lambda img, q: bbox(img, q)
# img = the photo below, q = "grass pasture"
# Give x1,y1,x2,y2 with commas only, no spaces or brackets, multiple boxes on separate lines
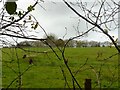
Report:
2,47,119,88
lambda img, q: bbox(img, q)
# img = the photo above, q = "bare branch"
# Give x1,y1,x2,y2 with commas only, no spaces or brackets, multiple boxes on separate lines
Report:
1,33,46,41
96,0,106,23
7,65,33,88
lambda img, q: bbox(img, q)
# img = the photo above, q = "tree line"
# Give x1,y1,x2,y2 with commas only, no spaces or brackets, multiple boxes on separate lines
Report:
3,33,113,48
14,34,112,48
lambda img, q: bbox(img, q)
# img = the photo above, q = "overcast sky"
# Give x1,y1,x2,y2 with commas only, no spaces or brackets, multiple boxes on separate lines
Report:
27,0,118,42
1,0,119,43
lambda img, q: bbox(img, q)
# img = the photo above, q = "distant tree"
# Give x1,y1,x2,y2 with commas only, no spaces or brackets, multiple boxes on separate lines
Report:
44,33,58,47
76,40,82,47
32,41,45,47
103,41,111,47
55,39,65,47
97,42,101,47
102,45,105,47
81,40,88,47
88,41,100,47
64,39,75,47
17,41,31,47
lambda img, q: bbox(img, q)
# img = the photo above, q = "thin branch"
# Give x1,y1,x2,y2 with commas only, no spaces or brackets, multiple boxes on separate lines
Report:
90,65,101,88
101,53,118,61
96,0,105,23
6,65,33,89
1,33,46,41
15,47,21,88
74,58,88,76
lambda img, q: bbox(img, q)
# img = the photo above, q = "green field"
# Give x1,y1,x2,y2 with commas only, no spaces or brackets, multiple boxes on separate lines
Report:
2,47,119,88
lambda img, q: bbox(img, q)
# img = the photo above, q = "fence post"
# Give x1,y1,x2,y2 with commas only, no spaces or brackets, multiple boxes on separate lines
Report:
84,79,91,90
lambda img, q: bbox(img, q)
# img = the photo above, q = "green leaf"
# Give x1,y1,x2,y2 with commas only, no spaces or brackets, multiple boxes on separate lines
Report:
11,17,14,21
5,2,17,15
27,5,34,12
9,16,14,21
28,16,31,20
18,11,23,17
23,20,26,23
31,26,34,29
34,22,38,30
104,29,108,34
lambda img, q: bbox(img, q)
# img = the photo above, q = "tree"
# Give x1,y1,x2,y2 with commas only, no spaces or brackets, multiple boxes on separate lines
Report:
33,41,45,47
17,41,31,47
55,39,65,47
44,33,58,47
88,41,100,47
64,39,75,47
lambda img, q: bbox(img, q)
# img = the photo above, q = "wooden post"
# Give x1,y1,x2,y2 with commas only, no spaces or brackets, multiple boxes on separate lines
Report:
84,79,91,90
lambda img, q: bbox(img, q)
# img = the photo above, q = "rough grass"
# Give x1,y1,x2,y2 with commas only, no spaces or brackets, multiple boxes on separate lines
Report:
2,47,118,88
